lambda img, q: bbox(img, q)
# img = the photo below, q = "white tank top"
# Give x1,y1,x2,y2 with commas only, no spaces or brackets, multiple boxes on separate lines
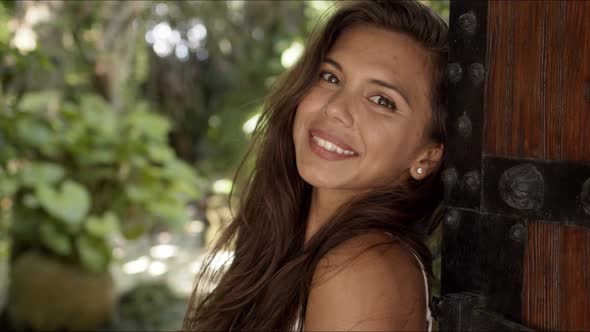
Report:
290,248,433,331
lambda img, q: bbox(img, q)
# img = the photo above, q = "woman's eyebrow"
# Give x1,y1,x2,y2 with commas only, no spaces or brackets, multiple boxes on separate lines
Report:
323,56,412,109
368,78,411,109
324,57,344,71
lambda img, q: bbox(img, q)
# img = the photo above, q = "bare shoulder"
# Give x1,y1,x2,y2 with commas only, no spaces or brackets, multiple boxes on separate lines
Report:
305,233,427,331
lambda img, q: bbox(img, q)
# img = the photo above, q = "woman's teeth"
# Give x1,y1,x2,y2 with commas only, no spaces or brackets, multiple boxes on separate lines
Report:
312,135,356,155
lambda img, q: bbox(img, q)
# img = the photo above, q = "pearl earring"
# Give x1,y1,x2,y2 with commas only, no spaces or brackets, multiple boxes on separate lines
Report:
417,167,423,174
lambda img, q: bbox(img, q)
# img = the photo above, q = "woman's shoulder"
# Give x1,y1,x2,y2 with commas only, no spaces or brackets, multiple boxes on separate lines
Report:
313,232,425,282
305,233,427,331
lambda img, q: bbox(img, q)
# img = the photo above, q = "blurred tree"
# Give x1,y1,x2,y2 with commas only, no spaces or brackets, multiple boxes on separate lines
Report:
144,1,309,174
4,1,146,107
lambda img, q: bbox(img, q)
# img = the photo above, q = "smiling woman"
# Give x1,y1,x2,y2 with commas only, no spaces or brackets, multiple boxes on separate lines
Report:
294,25,441,218
182,1,448,331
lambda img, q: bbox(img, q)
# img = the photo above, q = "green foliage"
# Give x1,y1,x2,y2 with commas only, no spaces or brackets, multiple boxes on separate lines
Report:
0,91,204,273
37,180,90,225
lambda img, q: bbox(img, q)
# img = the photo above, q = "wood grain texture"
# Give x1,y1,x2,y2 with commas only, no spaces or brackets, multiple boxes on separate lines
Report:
485,1,590,161
523,221,590,331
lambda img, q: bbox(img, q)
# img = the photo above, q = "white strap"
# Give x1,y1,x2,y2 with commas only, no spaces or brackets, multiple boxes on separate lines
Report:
407,249,433,332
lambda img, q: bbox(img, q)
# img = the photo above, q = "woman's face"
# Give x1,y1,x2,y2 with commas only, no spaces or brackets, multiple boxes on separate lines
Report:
293,24,441,192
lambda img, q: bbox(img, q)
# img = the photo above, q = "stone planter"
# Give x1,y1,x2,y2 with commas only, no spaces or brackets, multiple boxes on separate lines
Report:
6,251,116,331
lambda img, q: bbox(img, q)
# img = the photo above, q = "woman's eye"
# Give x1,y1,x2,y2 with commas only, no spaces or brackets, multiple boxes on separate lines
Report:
369,95,397,111
319,71,340,85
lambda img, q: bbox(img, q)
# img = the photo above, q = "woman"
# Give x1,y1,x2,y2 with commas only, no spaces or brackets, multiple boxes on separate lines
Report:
182,0,448,330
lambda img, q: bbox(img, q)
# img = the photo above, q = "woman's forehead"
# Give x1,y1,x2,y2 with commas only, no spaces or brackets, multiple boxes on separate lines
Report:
328,25,430,73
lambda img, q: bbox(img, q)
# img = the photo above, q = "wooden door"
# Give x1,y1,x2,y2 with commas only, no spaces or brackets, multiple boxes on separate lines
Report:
439,1,590,330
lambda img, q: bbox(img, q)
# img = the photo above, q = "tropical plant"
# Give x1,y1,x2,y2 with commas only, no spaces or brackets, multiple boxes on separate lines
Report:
0,91,203,273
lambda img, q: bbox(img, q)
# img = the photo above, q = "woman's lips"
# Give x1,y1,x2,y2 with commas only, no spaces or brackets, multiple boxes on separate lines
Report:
308,128,358,153
308,130,359,161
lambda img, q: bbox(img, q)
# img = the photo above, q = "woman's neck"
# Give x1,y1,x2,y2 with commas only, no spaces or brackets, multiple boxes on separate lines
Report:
304,187,358,244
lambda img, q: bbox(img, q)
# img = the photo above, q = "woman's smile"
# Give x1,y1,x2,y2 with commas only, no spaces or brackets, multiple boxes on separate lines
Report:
308,128,359,161
309,134,359,161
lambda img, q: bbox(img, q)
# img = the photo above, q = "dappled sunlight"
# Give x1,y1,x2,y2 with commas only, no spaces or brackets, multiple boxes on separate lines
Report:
242,112,261,134
145,20,203,60
281,41,304,68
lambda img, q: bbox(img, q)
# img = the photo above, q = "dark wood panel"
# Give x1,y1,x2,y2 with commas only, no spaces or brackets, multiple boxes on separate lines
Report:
523,221,561,330
485,0,514,158
561,225,590,331
512,1,544,158
561,1,590,161
485,1,590,161
523,221,590,331
543,1,564,161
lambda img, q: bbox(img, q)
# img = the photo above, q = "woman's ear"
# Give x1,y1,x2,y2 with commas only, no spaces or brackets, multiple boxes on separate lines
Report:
410,143,444,180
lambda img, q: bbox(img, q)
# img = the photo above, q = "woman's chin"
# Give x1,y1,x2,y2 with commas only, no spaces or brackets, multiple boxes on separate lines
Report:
299,171,353,190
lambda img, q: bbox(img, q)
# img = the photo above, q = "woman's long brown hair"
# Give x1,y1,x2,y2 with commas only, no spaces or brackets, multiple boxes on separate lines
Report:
182,1,448,330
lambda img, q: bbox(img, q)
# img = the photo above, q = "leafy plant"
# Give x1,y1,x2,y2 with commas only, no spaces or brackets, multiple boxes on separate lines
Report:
0,91,203,273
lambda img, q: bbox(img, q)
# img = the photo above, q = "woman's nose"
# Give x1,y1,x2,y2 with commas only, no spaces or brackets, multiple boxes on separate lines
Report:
323,90,354,127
